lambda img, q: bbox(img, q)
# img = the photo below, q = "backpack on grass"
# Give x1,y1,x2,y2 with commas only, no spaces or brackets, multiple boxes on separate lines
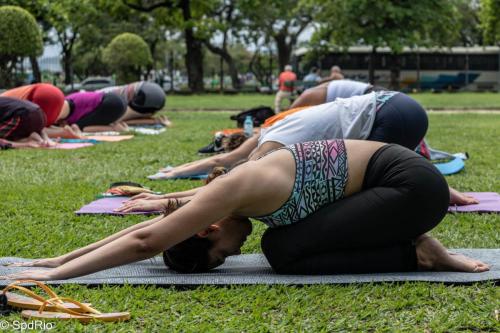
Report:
230,106,275,127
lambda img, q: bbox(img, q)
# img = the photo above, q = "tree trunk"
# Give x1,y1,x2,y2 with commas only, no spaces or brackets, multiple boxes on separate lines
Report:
389,52,400,90
224,56,241,90
274,33,291,72
204,41,241,90
63,52,73,85
0,56,17,88
184,32,204,92
29,56,41,83
369,47,376,85
181,0,204,93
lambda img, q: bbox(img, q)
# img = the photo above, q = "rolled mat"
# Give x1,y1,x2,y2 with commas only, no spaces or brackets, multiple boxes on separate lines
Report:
147,172,208,180
448,192,500,213
0,250,497,286
75,197,161,215
433,157,465,175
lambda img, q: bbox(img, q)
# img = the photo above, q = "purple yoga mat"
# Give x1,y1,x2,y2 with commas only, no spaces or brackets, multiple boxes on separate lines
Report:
448,192,500,213
75,197,162,215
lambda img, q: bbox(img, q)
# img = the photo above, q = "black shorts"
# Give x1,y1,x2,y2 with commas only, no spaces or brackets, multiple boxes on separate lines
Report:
369,93,428,150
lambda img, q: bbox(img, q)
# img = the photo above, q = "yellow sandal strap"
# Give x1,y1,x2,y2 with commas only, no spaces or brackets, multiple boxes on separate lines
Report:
3,285,46,303
2,280,61,304
40,297,101,316
19,280,59,299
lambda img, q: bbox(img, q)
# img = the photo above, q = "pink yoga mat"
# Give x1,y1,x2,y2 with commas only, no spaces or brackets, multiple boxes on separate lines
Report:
48,143,94,150
448,192,500,213
86,135,134,142
76,197,162,215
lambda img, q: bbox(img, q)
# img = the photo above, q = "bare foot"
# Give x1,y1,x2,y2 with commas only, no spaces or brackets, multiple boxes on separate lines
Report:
415,234,490,273
449,186,479,206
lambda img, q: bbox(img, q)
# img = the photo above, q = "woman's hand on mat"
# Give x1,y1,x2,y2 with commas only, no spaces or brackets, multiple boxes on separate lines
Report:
129,193,164,201
449,187,479,206
4,257,63,268
0,269,54,281
115,199,165,213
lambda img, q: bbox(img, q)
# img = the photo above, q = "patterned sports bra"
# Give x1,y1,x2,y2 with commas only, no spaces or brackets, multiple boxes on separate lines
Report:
254,139,348,228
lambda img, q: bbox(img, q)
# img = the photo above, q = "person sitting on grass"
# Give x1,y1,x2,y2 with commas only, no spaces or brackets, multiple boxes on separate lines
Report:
149,91,477,206
98,81,170,127
0,96,53,148
2,140,489,280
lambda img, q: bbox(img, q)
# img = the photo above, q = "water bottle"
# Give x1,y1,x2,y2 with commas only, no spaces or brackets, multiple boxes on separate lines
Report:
244,115,254,137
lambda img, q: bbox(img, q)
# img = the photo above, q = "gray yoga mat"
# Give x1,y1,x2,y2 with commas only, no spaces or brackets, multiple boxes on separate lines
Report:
0,249,498,286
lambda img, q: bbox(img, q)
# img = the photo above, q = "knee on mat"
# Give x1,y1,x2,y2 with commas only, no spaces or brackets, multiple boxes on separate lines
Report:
261,229,293,274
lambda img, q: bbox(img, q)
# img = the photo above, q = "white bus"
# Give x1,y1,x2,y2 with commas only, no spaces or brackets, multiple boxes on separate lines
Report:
295,46,500,92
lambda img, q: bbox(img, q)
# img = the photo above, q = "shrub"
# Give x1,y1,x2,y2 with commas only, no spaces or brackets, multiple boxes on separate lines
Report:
0,6,43,87
102,33,152,84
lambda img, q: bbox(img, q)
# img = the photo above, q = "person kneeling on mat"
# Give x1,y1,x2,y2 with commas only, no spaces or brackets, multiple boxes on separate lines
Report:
56,91,128,132
0,96,53,148
3,140,489,280
142,91,476,206
291,79,386,108
1,83,81,139
98,81,169,126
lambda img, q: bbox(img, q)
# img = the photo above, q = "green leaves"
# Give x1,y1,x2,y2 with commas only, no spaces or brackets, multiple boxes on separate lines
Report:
103,32,153,83
480,0,500,44
0,5,43,57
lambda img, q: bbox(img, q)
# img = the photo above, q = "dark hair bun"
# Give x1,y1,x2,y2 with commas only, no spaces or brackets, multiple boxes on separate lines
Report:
163,236,212,273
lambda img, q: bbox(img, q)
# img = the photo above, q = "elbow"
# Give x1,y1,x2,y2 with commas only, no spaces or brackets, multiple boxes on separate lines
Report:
132,229,163,255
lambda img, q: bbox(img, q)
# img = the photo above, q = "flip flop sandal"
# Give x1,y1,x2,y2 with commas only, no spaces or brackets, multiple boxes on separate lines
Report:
21,297,130,323
2,280,91,313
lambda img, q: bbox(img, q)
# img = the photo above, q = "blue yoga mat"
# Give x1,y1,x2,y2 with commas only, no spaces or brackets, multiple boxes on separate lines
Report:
59,138,100,144
433,157,465,176
148,172,208,180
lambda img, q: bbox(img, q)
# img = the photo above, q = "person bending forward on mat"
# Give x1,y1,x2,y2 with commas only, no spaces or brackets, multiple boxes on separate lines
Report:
1,83,82,139
56,91,128,132
2,140,489,280
0,97,53,148
98,81,169,126
145,91,476,206
290,79,384,108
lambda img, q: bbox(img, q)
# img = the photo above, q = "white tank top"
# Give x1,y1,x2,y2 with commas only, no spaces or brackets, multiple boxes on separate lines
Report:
326,80,370,102
259,92,377,147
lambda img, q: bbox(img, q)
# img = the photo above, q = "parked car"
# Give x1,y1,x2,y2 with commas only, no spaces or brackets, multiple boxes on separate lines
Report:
65,77,115,93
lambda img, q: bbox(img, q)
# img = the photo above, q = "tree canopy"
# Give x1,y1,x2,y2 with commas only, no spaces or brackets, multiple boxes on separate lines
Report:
309,0,463,87
103,32,153,83
0,5,43,87
480,0,500,44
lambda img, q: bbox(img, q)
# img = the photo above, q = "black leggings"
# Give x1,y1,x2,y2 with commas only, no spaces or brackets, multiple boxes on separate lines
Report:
261,144,449,274
75,93,127,128
0,97,46,140
368,93,428,150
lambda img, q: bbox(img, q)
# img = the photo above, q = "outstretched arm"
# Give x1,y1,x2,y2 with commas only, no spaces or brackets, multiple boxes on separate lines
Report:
129,187,202,201
6,215,165,268
161,136,258,178
2,175,243,280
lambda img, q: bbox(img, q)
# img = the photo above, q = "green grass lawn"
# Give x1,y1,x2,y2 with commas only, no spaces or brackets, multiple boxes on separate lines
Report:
168,92,500,110
0,111,498,331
